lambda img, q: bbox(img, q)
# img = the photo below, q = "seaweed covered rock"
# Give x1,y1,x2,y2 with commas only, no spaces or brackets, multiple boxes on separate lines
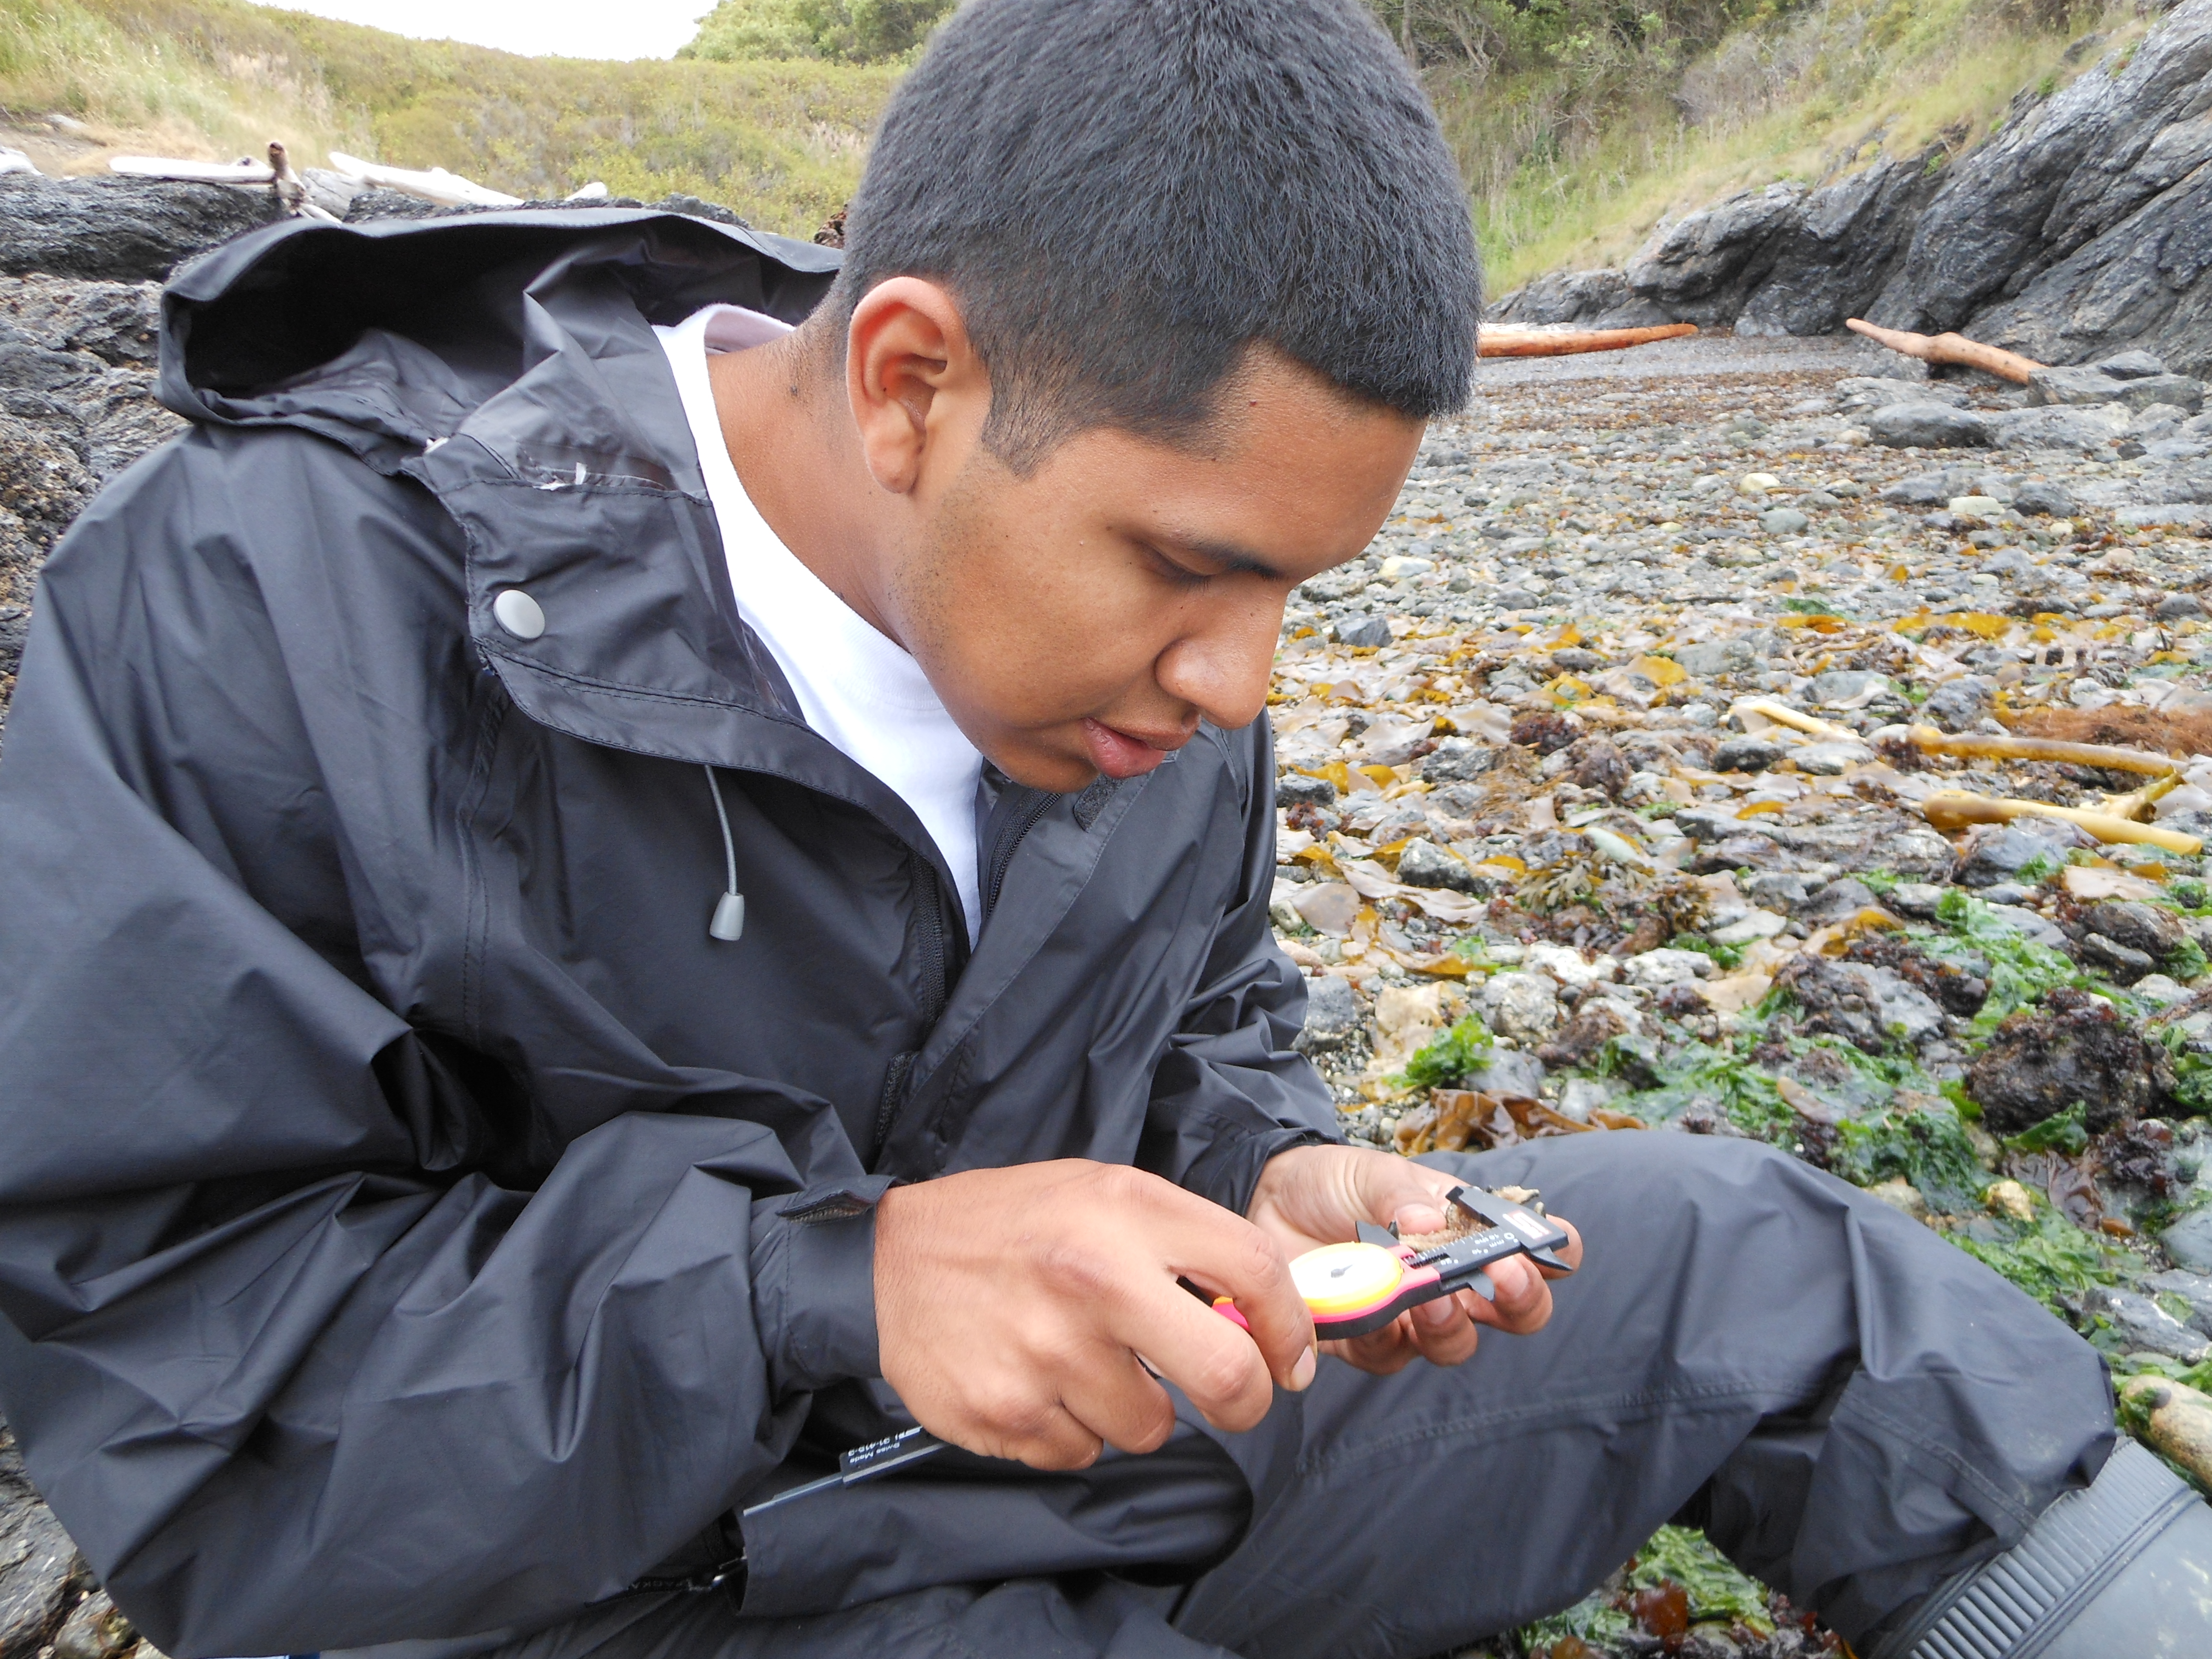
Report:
1964,986,2175,1136
1841,932,1990,1018
1950,818,2094,888
1770,954,1946,1052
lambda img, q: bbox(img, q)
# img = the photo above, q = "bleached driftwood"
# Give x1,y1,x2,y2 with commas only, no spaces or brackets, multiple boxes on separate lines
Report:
109,146,342,223
1844,318,2043,385
1731,697,1858,744
111,156,273,184
1479,323,1698,359
265,141,341,224
326,151,521,209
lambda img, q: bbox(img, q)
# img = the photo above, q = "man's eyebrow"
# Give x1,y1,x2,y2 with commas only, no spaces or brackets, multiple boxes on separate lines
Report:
1164,534,1287,582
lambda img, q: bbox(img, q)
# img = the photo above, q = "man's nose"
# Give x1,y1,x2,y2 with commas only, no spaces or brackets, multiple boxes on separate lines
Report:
1154,594,1285,732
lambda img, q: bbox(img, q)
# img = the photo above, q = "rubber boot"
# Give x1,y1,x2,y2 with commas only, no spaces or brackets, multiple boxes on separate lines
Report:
1872,1440,2212,1658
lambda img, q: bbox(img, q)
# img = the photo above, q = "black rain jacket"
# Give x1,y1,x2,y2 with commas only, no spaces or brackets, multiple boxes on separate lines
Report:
0,210,1334,1655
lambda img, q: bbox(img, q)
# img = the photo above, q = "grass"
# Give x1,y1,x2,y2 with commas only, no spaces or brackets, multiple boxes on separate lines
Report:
0,0,893,234
1439,0,2151,296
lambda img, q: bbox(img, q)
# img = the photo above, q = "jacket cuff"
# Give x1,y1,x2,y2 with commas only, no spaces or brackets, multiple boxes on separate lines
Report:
750,1177,896,1397
1180,1123,1337,1217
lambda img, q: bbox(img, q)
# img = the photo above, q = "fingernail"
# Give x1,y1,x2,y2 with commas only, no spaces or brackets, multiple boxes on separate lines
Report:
1399,1203,1445,1233
1290,1345,1316,1391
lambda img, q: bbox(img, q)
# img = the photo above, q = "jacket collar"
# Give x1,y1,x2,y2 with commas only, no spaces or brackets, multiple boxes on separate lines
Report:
164,208,972,885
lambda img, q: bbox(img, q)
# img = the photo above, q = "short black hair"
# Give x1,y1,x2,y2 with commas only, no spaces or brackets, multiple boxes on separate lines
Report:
833,0,1480,471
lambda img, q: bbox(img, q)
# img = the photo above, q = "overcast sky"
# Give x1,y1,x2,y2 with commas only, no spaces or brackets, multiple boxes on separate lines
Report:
257,0,714,60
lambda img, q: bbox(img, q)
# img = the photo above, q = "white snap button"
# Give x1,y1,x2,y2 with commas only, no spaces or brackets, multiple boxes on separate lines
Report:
492,589,545,640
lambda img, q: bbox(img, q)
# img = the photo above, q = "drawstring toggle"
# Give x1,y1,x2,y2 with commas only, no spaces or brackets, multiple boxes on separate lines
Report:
704,765,745,944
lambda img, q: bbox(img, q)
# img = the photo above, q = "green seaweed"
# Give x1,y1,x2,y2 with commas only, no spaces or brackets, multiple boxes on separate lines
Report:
1627,1526,1775,1635
1953,1205,2124,1313
1621,1040,1798,1139
2156,1026,2212,1118
1829,1100,1987,1206
2012,852,2063,887
1859,868,1902,896
1515,1594,1634,1653
1668,932,1745,971
2002,1100,2090,1157
2167,935,2209,983
1925,891,2089,1036
1939,1077,1983,1122
1392,1014,1495,1092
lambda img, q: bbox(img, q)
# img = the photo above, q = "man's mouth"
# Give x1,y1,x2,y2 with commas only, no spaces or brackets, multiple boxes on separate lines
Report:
1081,718,1187,779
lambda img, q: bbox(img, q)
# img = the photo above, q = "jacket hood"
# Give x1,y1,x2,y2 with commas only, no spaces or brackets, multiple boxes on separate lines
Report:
159,207,840,476
153,209,949,811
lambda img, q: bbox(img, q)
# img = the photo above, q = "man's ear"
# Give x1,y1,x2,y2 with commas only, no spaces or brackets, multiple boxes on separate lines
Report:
845,277,991,496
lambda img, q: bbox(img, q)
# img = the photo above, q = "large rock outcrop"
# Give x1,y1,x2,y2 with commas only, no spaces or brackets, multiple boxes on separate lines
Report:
0,276,176,698
0,174,283,282
1490,0,2212,376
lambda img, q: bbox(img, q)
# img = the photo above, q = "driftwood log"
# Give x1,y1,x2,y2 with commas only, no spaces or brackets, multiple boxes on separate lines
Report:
326,151,521,209
1478,323,1698,359
1843,318,2043,385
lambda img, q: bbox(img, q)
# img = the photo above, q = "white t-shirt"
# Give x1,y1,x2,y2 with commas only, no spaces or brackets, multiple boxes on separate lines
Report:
655,305,986,941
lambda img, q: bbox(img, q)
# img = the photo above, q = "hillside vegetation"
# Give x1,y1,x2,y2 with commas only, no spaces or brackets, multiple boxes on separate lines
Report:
0,0,2150,290
1401,0,2156,296
683,0,955,64
0,0,895,234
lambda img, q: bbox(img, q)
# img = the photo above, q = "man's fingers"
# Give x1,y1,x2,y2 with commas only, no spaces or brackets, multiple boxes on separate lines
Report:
1357,1158,1462,1236
1056,1346,1179,1456
1106,1274,1285,1433
1326,1321,1420,1375
937,1383,1105,1470
1145,1185,1314,1392
1462,1254,1555,1335
1407,1290,1483,1366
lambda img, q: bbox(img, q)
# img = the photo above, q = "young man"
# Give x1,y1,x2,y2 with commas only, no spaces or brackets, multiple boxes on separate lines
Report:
0,2,2202,1656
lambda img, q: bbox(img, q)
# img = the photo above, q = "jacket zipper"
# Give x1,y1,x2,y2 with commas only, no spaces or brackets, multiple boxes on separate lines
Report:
983,790,1054,924
875,788,1045,1160
872,856,951,1156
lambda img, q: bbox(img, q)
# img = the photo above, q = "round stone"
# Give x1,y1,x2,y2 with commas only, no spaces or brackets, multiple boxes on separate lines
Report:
492,589,545,640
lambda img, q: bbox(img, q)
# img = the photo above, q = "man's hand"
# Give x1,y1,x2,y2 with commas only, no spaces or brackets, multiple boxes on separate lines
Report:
875,1161,1317,1470
1246,1144,1583,1377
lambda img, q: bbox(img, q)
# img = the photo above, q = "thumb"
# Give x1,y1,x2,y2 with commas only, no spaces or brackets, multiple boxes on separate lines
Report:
1358,1157,1460,1237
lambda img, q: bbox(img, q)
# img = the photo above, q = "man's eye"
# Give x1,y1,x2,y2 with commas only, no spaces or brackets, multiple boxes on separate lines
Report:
1145,546,1211,588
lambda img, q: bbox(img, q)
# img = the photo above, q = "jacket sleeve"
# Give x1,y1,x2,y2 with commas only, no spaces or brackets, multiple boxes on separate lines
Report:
0,442,865,1657
1141,719,1342,1217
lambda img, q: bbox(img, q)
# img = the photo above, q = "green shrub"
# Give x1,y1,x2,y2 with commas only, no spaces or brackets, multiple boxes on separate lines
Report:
683,0,953,65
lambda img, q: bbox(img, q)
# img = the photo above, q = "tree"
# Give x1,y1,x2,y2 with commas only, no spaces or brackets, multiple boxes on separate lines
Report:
680,0,959,64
